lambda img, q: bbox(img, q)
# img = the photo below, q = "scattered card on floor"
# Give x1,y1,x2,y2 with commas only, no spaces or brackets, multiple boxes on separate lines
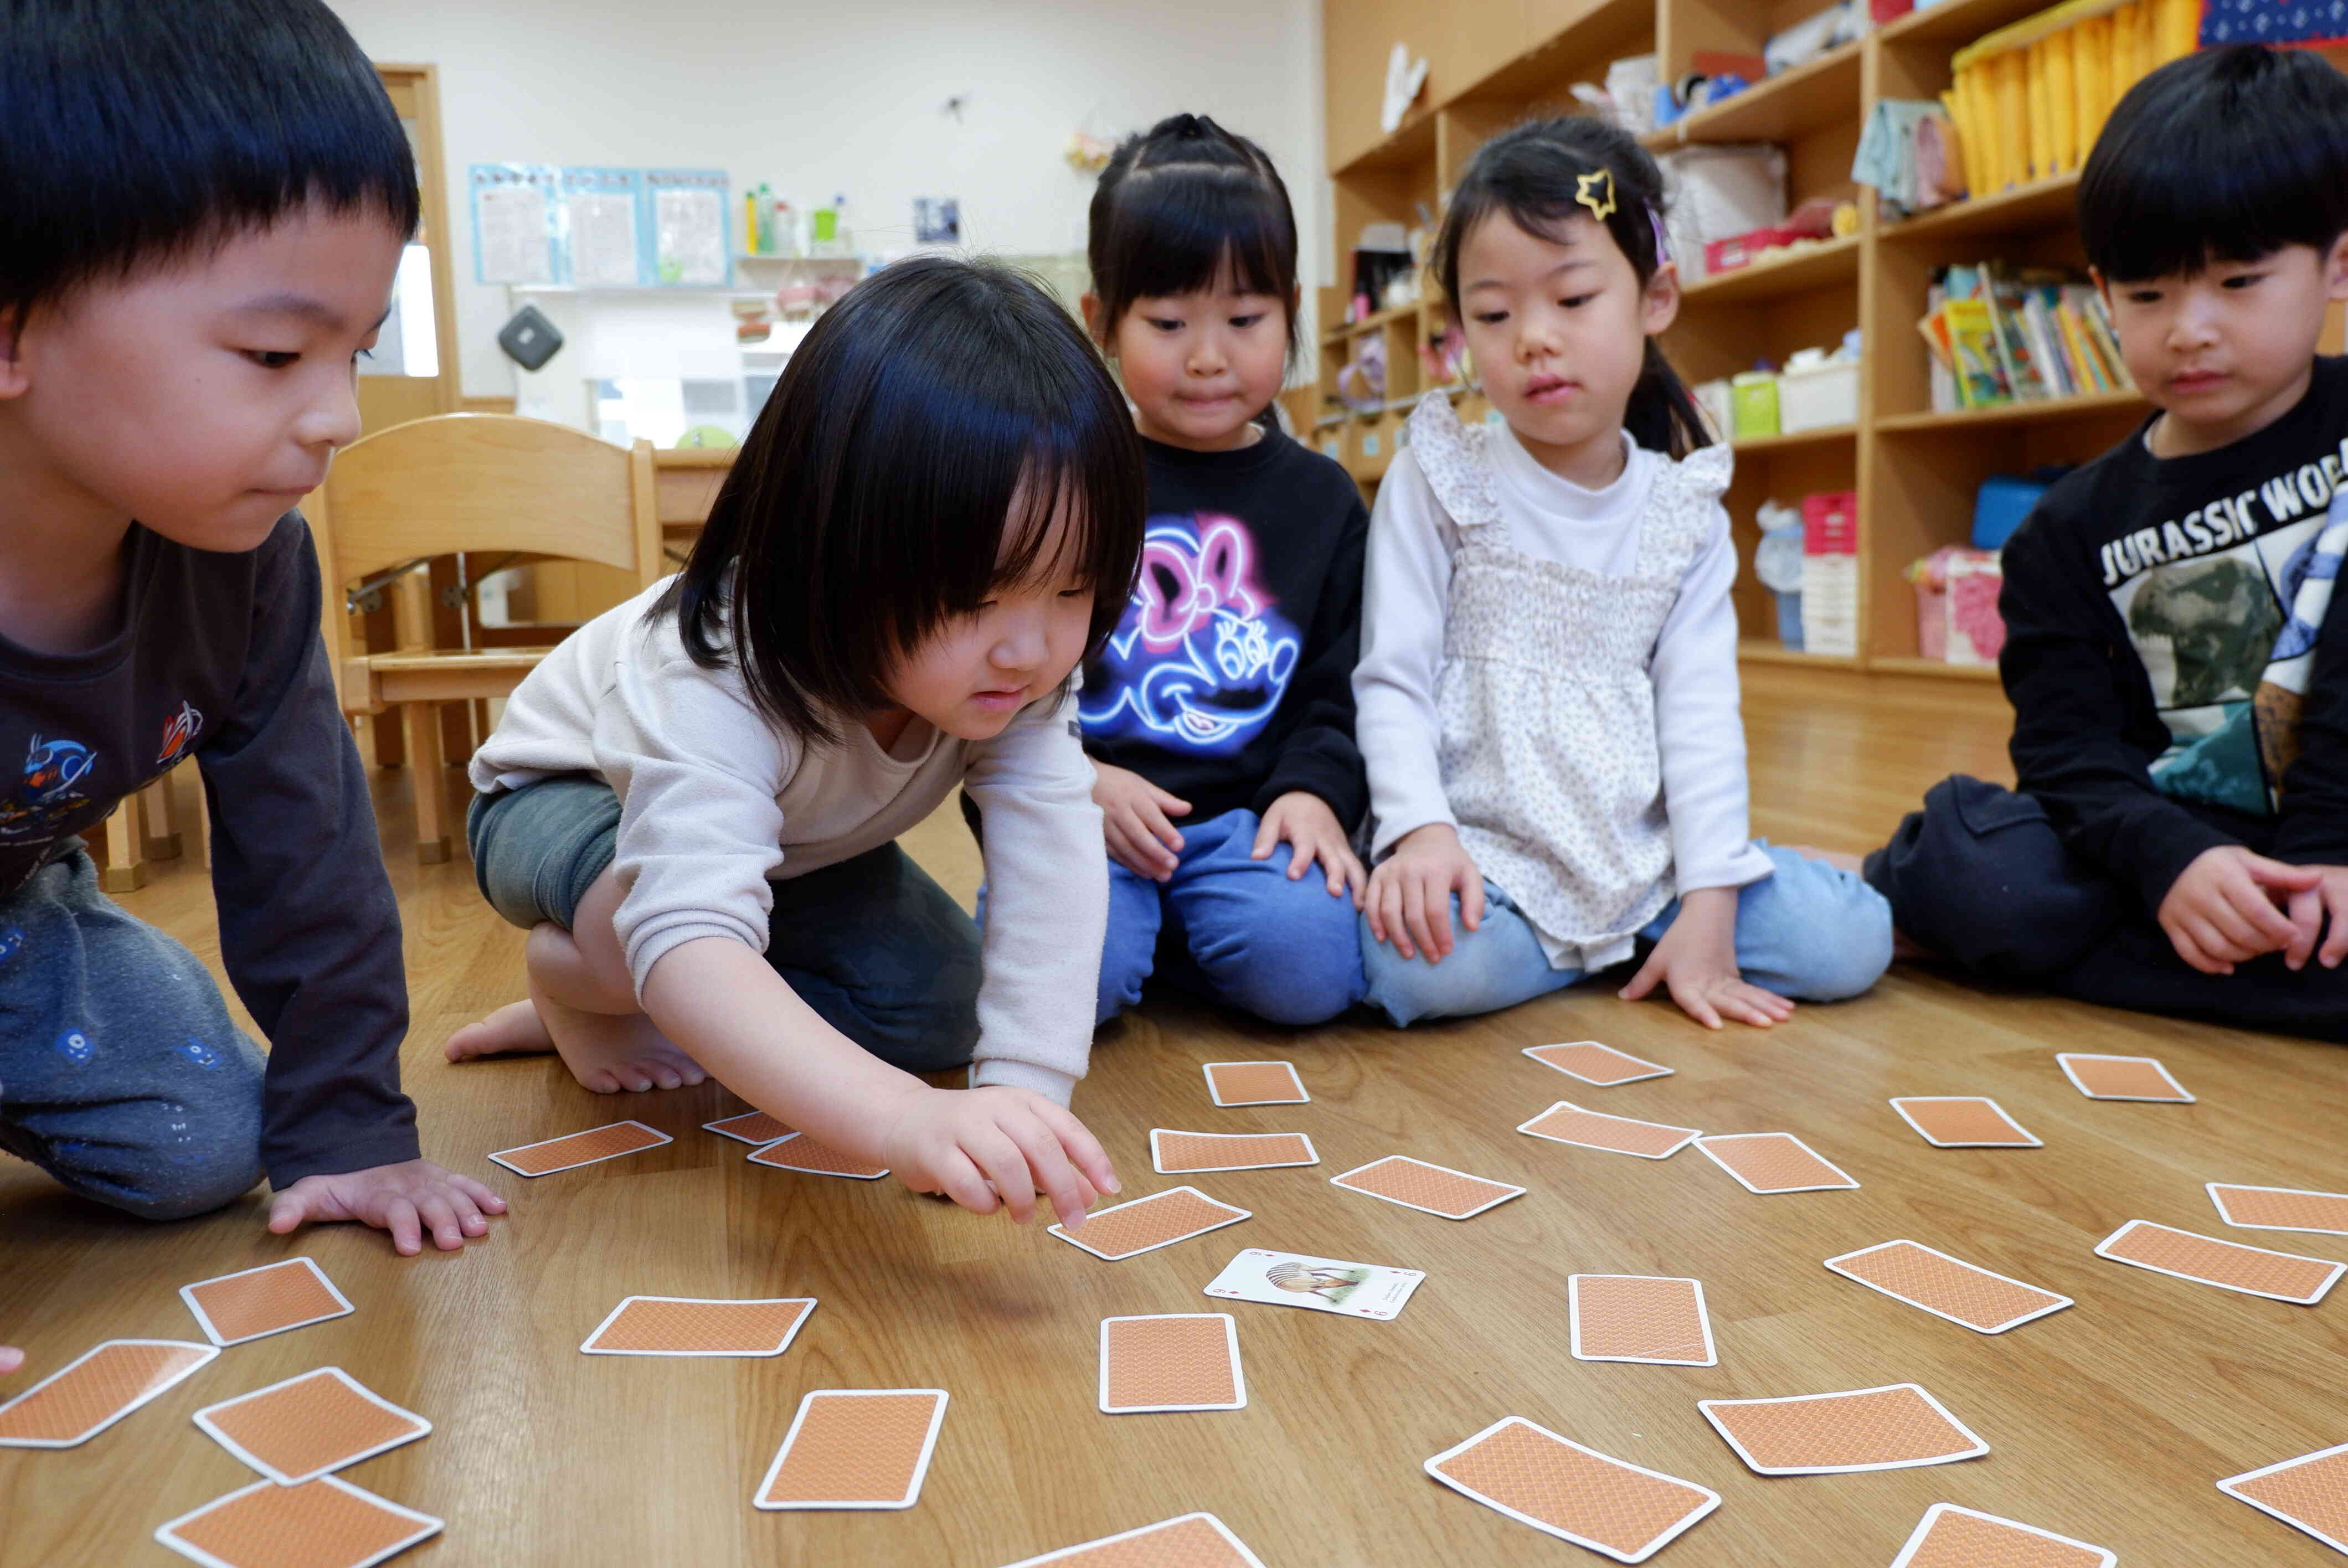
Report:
1567,1275,1715,1366
703,1110,794,1146
1203,1247,1424,1320
1698,1384,1987,1474
489,1119,672,1177
580,1296,816,1356
1517,1101,1700,1159
155,1475,443,1568
995,1513,1268,1567
2057,1052,2193,1102
1202,1061,1307,1106
1522,1041,1671,1087
1889,1096,2041,1148
2219,1440,2348,1556
1049,1187,1250,1261
748,1132,888,1179
0,1339,218,1449
2095,1219,2343,1304
1423,1416,1719,1562
181,1257,353,1348
1098,1314,1244,1413
1825,1240,2070,1334
1889,1503,2115,1568
1695,1132,1858,1194
754,1389,948,1510
1150,1129,1318,1174
2208,1182,2348,1236
193,1367,429,1486
1331,1155,1523,1220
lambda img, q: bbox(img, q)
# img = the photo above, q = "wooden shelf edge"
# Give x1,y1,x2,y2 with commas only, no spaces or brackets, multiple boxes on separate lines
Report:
1319,301,1430,347
1731,422,1857,453
1867,656,2002,681
1881,171,2081,241
1680,233,1860,305
1877,389,2146,433
1655,38,1863,148
1739,639,1861,669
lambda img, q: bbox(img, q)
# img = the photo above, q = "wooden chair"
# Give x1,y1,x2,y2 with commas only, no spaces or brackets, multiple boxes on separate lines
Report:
306,414,662,863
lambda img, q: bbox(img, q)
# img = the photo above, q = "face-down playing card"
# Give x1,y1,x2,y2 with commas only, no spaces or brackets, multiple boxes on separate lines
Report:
1889,1096,2040,1148
181,1258,353,1348
2095,1220,2342,1304
1888,1503,2116,1568
1423,1416,1720,1563
192,1368,429,1486
1331,1156,1524,1219
2220,1441,2348,1557
993,1513,1269,1567
747,1132,889,1179
1098,1314,1244,1413
1517,1102,1700,1158
1695,1132,1858,1193
1824,1241,2072,1334
1698,1384,1987,1474
754,1389,948,1510
0,1340,218,1449
2208,1183,2348,1236
2057,1053,2192,1102
1202,1061,1307,1106
1150,1130,1317,1174
154,1476,443,1568
489,1120,671,1177
1522,1041,1671,1086
580,1296,816,1356
1049,1188,1250,1261
1567,1275,1715,1365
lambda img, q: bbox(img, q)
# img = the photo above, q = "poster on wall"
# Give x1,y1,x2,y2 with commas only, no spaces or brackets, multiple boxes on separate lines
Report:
646,168,732,287
470,163,559,286
2199,1,2348,46
561,167,645,288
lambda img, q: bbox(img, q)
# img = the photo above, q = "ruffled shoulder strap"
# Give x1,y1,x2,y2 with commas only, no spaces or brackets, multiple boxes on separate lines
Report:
1404,393,1504,531
1634,440,1736,577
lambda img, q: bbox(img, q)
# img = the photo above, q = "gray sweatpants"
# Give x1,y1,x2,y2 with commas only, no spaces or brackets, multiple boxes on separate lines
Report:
0,843,265,1219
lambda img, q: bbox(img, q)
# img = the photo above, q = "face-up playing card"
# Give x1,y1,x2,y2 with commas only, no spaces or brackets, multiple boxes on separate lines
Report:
1330,1156,1525,1220
1517,1102,1700,1159
488,1119,671,1177
1567,1275,1715,1366
2057,1053,2193,1102
753,1389,948,1510
703,1110,794,1146
0,1339,217,1449
994,1513,1268,1568
2095,1219,2343,1304
1423,1416,1720,1563
1150,1130,1318,1174
1889,1096,2041,1148
1889,1504,2117,1568
1202,1061,1307,1106
1695,1132,1858,1194
2220,1441,2348,1556
1203,1247,1425,1320
154,1475,443,1568
1698,1384,1987,1474
192,1368,429,1486
747,1132,888,1179
181,1258,353,1348
1824,1240,2072,1334
580,1296,816,1356
1098,1314,1244,1413
1522,1041,1671,1086
2208,1182,2348,1236
1049,1187,1250,1261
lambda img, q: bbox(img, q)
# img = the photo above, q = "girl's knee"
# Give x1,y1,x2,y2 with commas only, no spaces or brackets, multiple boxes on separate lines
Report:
1755,869,1893,1001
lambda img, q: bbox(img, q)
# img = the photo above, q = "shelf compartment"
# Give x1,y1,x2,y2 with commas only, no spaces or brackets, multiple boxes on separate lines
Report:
1682,234,1860,307
1654,40,1863,148
1878,0,2085,49
1876,389,2146,434
1881,172,2081,243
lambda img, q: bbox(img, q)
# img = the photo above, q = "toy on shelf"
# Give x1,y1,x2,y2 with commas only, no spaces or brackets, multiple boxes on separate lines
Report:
1909,546,2007,664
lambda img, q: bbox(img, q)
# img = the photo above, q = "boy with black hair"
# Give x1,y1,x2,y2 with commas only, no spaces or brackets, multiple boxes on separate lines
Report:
1866,44,2348,1039
0,0,503,1250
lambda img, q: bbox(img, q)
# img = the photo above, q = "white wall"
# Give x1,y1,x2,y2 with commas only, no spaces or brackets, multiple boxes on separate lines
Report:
328,0,1327,404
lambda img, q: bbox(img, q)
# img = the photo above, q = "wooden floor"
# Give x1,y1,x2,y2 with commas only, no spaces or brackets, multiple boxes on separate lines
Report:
6,669,2345,1566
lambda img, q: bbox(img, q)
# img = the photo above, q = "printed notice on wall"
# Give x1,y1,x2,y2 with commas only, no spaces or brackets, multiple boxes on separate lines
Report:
471,163,558,285
561,167,643,287
647,168,731,287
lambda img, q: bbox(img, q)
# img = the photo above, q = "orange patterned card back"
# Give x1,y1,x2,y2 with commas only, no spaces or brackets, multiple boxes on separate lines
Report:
1568,1276,1713,1365
194,1368,428,1486
1700,1384,1986,1474
581,1296,816,1356
0,1339,217,1448
1696,1132,1858,1193
1523,1041,1671,1086
2096,1220,2342,1303
181,1258,353,1347
704,1110,794,1146
1151,1131,1317,1173
1425,1416,1719,1560
754,1389,947,1510
2210,1183,2348,1236
1825,1241,2071,1334
748,1133,888,1179
1331,1156,1523,1219
1517,1102,1700,1158
2221,1442,2348,1556
1049,1187,1250,1261
155,1475,442,1568
995,1513,1268,1567
2058,1053,2192,1101
1890,1097,2039,1147
1203,1061,1306,1105
488,1120,671,1177
1099,1315,1243,1412
1891,1504,2116,1568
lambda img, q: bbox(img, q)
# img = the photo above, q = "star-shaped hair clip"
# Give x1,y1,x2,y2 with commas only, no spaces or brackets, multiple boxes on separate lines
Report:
1575,168,1618,223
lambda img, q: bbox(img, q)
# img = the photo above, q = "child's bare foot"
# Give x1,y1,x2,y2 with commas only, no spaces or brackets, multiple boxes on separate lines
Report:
538,991,708,1094
446,1000,554,1062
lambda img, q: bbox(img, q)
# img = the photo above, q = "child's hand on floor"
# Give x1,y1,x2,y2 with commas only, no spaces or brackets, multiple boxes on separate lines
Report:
2159,845,2321,975
1253,791,1366,907
882,1086,1118,1230
266,1159,509,1257
1366,823,1484,962
2279,864,2348,972
1094,762,1190,882
1618,887,1794,1029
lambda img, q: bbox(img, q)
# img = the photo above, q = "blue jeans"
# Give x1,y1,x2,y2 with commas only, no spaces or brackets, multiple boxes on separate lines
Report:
1361,843,1892,1026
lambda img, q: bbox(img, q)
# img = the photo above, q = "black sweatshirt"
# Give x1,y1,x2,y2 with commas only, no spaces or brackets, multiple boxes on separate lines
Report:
1077,430,1370,828
0,515,418,1185
1999,355,2348,913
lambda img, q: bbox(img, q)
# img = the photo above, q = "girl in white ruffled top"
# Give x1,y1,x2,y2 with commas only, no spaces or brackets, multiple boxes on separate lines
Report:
1352,117,1892,1030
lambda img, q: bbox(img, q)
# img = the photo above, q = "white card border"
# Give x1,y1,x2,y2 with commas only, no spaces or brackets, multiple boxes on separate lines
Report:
1149,1128,1320,1174
192,1366,429,1485
746,1130,889,1179
1521,1041,1672,1086
1202,1060,1308,1106
579,1294,817,1357
1423,1415,1721,1564
753,1388,948,1511
1566,1274,1717,1366
155,1474,444,1568
1698,1383,1988,1475
2094,1219,2343,1304
1888,1096,2042,1148
2219,1441,2348,1555
1889,1503,2116,1568
1822,1240,2072,1334
702,1111,793,1147
0,1338,218,1449
179,1257,354,1348
1694,1132,1859,1193
2207,1181,2348,1237
488,1118,673,1177
1048,1186,1252,1261
1201,1247,1426,1320
1331,1155,1526,1220
2057,1051,2195,1102
1096,1313,1246,1414
995,1513,1268,1568
1516,1100,1701,1159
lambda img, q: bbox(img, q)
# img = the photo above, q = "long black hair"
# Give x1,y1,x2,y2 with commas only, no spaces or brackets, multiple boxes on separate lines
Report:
1433,117,1710,458
658,256,1146,744
1087,112,1300,369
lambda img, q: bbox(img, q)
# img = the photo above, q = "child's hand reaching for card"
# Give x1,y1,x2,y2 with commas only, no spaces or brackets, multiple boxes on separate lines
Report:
266,1158,508,1256
881,1085,1118,1229
1618,887,1794,1029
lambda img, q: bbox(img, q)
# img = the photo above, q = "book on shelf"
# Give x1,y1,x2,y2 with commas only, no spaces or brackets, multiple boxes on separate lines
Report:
1919,261,2134,413
1947,0,2197,192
